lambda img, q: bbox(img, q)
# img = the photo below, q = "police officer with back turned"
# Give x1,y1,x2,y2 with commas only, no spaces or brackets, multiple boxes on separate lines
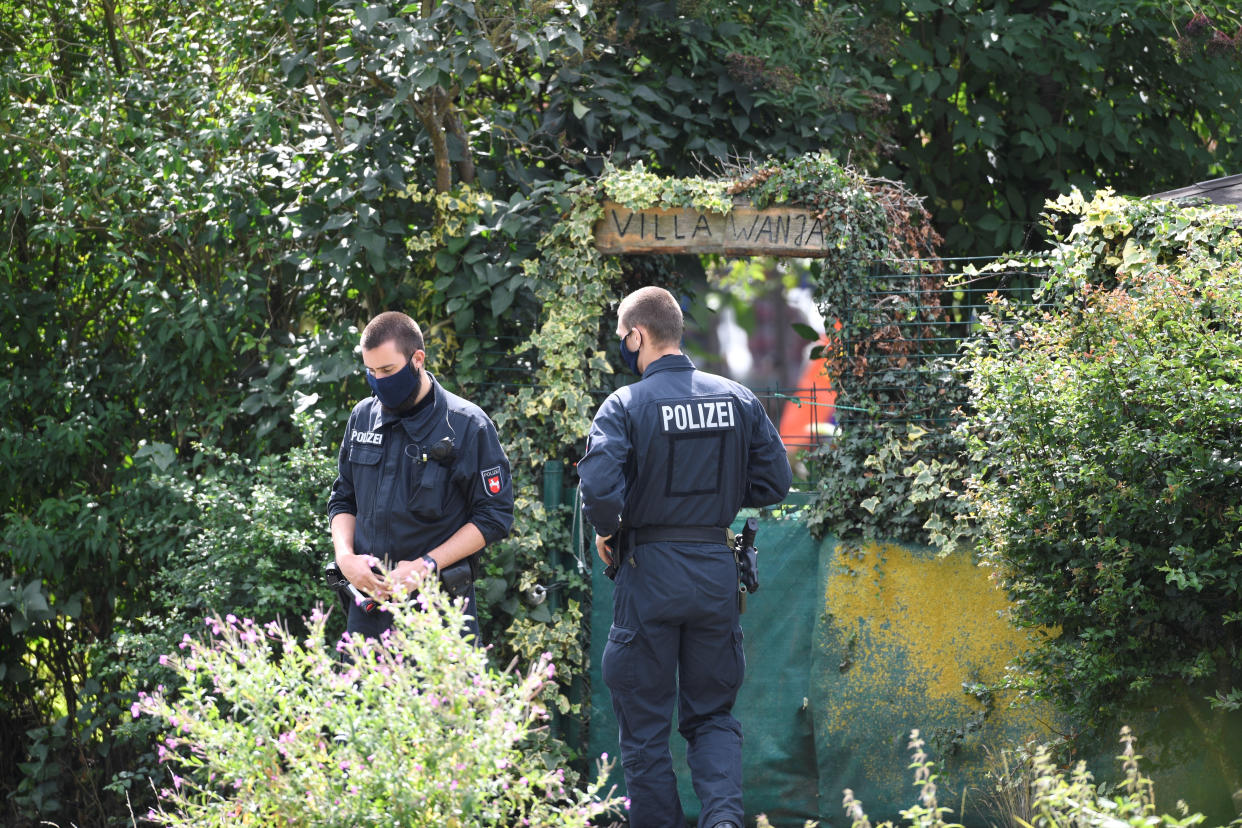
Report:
577,286,793,828
327,311,513,641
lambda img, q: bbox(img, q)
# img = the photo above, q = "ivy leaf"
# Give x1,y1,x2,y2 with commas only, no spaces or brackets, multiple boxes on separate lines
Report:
490,285,514,317
435,251,457,273
791,322,820,341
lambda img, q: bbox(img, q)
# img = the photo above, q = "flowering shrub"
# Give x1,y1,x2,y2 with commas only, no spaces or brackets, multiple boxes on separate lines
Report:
833,727,1214,828
134,582,623,827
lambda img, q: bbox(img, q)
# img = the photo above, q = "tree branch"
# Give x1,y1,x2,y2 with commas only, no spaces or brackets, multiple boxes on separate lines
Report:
443,103,476,185
100,0,126,75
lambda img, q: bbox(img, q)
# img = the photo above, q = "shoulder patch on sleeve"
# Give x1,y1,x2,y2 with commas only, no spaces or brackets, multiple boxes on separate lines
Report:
481,466,504,496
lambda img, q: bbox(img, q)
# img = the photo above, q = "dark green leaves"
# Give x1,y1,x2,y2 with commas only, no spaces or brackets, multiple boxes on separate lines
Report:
853,0,1242,256
962,192,1242,737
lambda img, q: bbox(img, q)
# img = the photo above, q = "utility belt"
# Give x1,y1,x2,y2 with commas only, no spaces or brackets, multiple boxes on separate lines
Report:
609,522,760,614
607,525,728,578
625,525,729,548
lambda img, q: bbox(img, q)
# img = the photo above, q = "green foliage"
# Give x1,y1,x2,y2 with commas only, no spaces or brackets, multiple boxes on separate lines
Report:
806,422,976,552
960,190,1242,790
20,0,1239,822
121,413,342,665
2,0,595,819
847,1,1242,255
134,590,623,826
838,730,963,828
724,154,958,548
838,727,1219,828
599,161,733,212
546,1,890,176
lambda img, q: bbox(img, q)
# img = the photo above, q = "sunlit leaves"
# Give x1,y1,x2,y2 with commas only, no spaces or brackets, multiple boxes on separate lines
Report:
962,192,1242,735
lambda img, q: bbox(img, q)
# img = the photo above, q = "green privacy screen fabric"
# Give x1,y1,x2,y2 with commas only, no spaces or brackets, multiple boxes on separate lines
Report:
586,510,1061,827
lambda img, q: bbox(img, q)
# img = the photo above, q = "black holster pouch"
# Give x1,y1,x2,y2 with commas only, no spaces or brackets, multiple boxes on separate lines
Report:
438,556,476,598
604,531,630,581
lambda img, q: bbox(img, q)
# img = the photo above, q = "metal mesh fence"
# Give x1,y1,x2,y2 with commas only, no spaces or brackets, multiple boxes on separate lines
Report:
460,258,1045,454
757,257,1046,450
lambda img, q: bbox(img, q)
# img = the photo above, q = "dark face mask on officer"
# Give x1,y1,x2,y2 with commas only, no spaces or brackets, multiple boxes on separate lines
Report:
618,326,642,376
364,344,425,409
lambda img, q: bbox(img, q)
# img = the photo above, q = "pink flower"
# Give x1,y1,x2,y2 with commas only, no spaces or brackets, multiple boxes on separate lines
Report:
158,654,169,666
130,702,141,718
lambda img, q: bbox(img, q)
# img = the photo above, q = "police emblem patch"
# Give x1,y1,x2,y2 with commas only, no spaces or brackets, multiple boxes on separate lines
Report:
481,466,503,495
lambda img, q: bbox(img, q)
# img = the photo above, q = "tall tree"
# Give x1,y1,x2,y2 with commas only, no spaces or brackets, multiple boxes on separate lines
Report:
847,0,1242,254
0,1,892,823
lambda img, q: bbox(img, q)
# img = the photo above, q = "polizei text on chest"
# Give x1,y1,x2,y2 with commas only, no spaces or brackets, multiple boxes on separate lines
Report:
660,399,736,433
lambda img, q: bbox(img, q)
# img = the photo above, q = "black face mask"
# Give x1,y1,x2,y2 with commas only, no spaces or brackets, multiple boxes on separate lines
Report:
619,328,641,375
367,360,421,409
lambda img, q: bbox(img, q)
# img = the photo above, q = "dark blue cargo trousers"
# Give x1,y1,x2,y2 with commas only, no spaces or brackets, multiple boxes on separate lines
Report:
602,540,746,828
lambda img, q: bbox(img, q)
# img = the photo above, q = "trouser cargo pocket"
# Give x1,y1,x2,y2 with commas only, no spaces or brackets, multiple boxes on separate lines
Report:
601,624,637,693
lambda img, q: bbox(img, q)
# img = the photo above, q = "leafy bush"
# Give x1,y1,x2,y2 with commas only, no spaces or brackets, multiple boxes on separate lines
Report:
850,1,1242,255
124,413,342,657
832,727,1219,828
960,191,1242,798
134,583,623,827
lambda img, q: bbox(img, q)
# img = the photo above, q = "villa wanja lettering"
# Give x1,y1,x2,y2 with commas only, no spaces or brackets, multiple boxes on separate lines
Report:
594,201,832,256
728,213,826,248
609,210,712,241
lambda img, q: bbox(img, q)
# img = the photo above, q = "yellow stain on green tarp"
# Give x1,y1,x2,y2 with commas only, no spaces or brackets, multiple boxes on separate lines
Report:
821,540,1056,786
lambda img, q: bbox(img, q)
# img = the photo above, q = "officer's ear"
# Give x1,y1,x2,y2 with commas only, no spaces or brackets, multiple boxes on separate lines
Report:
631,326,647,351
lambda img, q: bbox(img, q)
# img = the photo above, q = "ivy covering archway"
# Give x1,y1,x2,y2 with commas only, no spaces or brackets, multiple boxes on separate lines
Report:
512,151,942,459
497,151,949,741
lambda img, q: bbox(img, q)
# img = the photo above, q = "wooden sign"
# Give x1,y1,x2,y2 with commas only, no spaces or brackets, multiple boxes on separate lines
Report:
594,201,835,257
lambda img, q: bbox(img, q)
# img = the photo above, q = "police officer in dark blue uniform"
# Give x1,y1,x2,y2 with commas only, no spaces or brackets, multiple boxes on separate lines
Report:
328,311,514,640
578,287,792,828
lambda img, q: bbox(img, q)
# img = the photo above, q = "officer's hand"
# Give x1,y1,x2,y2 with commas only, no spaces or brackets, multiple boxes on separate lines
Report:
595,534,614,567
390,558,432,593
340,553,386,599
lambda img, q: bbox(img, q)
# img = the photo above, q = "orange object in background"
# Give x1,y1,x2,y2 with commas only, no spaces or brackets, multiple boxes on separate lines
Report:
779,334,838,451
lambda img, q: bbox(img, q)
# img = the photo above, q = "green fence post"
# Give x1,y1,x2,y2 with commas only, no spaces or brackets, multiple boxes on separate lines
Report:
543,461,564,613
542,459,564,511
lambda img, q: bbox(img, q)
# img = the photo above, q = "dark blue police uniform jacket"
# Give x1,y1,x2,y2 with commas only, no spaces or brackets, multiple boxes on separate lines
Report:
577,353,791,828
327,373,514,638
578,353,790,536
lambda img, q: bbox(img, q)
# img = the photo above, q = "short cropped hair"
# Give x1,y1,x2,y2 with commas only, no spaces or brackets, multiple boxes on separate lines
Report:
618,286,683,347
361,311,424,359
